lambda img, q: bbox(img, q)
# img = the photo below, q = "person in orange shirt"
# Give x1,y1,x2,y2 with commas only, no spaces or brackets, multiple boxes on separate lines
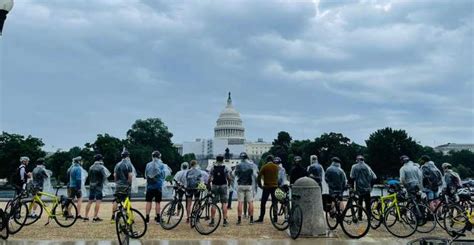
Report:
255,155,279,223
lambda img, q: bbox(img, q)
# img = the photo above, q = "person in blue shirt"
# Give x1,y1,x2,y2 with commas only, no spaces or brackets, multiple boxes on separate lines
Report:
144,150,170,224
68,156,83,219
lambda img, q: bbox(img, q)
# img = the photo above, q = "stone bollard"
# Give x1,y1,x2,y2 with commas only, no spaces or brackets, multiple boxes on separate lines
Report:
292,177,327,237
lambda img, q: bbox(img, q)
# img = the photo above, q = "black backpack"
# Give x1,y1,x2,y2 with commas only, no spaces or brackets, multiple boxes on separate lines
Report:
422,165,442,191
212,165,227,185
9,165,24,188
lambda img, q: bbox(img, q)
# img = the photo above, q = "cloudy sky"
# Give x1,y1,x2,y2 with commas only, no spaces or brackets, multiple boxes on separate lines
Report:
0,0,472,151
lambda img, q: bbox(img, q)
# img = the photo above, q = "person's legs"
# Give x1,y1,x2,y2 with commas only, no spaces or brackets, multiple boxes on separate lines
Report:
85,200,93,219
246,187,254,223
227,190,233,209
154,190,162,223
145,189,153,218
221,187,228,223
257,188,270,222
94,200,101,218
76,190,83,218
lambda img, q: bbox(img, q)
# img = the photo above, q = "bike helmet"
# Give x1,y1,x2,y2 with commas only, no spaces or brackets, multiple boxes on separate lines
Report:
152,150,161,158
94,154,103,161
239,152,248,160
216,154,224,162
197,182,207,191
275,188,286,201
294,156,302,162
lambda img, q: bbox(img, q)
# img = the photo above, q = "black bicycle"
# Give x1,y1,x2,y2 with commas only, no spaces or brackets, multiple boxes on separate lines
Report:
0,208,8,240
4,189,28,235
160,180,186,230
190,189,221,235
269,185,303,240
324,189,371,239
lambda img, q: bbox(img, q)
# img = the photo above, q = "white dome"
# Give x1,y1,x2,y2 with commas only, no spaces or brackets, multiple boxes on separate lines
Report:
214,92,245,141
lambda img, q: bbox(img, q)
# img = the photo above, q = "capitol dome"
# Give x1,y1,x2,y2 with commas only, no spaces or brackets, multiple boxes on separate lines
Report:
214,92,245,143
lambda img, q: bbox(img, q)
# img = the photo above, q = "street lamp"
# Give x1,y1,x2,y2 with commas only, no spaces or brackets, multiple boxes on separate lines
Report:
0,0,14,36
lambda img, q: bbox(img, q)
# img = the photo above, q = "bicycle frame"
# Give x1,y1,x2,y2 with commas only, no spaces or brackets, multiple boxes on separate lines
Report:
29,191,60,218
379,193,402,220
117,197,134,225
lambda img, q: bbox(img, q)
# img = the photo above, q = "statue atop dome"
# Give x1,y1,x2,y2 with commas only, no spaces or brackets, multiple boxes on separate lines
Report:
227,92,232,107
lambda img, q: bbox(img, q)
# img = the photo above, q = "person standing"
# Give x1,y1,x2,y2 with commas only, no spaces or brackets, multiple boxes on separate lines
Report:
235,152,257,225
208,155,231,227
84,154,108,222
307,155,324,188
420,155,443,210
442,162,462,196
29,158,49,218
111,150,134,222
350,155,376,219
325,157,347,195
13,156,30,195
144,151,169,224
399,155,423,194
227,166,236,210
290,156,307,184
255,155,279,223
274,157,287,186
68,157,84,219
185,160,202,223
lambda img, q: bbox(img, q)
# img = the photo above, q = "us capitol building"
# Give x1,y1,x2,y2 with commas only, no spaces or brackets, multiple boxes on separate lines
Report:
175,92,272,166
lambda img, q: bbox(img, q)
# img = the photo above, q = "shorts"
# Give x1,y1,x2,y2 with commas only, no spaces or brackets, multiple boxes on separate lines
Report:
211,185,228,204
424,190,439,200
68,188,82,199
115,186,131,202
146,189,162,202
237,185,254,202
186,189,200,200
88,187,103,201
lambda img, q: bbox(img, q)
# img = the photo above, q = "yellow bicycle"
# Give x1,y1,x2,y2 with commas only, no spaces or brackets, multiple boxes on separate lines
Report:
443,203,473,236
371,188,418,238
23,187,78,227
114,191,147,245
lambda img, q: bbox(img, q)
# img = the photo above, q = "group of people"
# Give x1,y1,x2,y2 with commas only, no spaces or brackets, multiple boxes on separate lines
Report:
13,150,463,228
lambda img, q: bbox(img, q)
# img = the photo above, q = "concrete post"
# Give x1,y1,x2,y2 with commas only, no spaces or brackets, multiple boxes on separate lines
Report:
292,177,327,237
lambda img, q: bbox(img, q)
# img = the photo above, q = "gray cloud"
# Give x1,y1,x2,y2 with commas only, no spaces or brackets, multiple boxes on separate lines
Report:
0,0,472,151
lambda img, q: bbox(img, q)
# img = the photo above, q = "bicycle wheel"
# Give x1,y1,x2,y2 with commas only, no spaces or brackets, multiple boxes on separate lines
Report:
194,203,221,235
325,204,339,230
0,209,9,240
160,201,184,230
443,204,468,235
383,204,418,238
270,203,288,231
128,208,147,239
289,205,303,240
409,203,436,233
6,201,28,234
190,200,201,228
340,204,370,239
370,197,382,229
23,200,43,226
434,201,449,231
115,211,130,245
53,199,78,228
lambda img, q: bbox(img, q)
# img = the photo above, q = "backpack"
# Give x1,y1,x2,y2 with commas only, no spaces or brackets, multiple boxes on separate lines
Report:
9,165,25,188
422,165,442,191
186,169,201,189
212,165,227,185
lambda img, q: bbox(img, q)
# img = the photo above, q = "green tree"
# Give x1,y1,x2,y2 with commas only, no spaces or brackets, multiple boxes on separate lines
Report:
366,127,422,179
269,131,293,171
90,134,124,174
182,153,196,163
46,151,73,184
126,118,181,174
448,150,474,179
0,132,45,179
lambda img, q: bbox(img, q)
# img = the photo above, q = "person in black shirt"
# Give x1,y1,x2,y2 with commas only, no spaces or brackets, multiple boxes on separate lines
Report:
290,156,307,184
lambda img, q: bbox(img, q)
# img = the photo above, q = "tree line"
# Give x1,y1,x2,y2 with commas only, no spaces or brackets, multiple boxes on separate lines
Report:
1,118,473,185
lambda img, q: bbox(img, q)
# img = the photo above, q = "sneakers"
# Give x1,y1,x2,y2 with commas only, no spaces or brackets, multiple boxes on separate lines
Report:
209,219,215,227
236,220,241,225
93,217,103,222
83,217,89,222
110,215,115,224
186,217,190,223
28,214,38,219
145,215,150,224
223,219,228,227
154,216,160,224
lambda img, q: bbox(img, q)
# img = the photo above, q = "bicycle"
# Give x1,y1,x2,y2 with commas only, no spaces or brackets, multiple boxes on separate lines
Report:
405,190,437,233
269,185,303,240
160,180,186,230
324,189,370,239
23,186,78,227
371,186,418,238
190,188,222,235
442,202,473,236
114,189,147,245
4,189,28,235
0,208,8,240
